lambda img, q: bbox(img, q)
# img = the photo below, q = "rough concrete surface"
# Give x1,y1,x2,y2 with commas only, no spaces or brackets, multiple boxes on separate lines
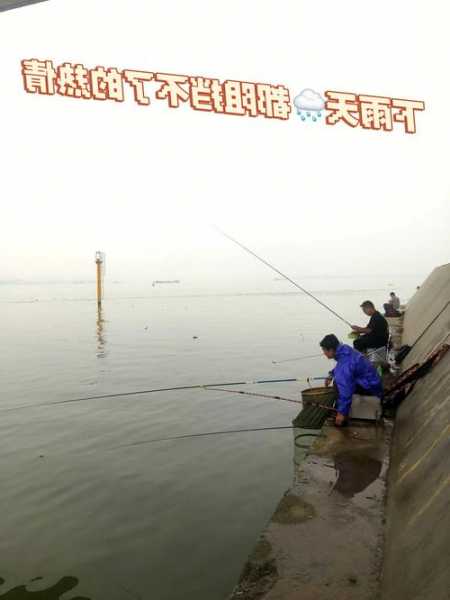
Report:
381,263,450,600
401,263,450,368
229,422,390,600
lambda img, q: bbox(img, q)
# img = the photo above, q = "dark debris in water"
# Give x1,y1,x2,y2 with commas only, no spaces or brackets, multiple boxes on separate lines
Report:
0,576,91,600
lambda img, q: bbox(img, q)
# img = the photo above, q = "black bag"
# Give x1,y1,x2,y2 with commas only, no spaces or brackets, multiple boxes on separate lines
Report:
395,345,411,364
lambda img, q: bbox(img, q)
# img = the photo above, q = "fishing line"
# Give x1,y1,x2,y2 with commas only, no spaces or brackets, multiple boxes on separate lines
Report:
272,353,324,364
214,226,352,327
3,376,326,412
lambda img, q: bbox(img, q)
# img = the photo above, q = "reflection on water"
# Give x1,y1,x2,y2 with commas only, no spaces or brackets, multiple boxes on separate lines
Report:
96,306,107,359
0,576,90,600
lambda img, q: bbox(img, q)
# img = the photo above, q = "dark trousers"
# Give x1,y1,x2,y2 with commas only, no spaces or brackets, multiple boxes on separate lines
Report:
354,384,375,396
353,334,382,352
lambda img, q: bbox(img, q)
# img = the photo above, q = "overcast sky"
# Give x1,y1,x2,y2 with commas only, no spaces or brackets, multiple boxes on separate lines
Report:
1,0,449,284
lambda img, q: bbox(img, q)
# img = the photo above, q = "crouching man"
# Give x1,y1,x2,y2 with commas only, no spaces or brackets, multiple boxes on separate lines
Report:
320,334,383,427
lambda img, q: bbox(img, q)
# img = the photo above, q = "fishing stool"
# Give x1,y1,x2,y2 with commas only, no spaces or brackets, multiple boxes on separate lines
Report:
367,345,388,366
349,394,382,422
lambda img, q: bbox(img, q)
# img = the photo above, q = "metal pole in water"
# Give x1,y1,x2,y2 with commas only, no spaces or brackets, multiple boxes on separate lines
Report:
95,251,104,308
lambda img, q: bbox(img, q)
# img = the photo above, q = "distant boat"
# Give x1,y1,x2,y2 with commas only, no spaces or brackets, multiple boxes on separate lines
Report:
152,280,181,287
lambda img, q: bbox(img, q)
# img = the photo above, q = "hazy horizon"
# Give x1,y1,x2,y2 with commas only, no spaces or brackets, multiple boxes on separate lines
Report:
1,0,449,285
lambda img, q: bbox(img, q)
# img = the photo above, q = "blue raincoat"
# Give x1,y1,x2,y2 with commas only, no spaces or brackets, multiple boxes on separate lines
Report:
330,344,383,416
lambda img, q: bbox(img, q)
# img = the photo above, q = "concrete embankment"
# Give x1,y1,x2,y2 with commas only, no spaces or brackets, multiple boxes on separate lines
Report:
382,264,450,600
229,263,449,600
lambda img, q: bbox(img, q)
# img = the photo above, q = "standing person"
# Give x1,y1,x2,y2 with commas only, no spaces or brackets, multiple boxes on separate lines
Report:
383,292,401,317
351,300,389,353
320,334,383,427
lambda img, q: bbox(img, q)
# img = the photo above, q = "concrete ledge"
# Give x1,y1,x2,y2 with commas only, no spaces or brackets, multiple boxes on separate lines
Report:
229,422,390,600
230,263,450,600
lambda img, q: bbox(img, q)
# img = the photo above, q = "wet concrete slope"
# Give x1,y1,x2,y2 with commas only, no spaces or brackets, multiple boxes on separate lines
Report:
0,1,48,12
382,263,450,600
229,423,391,600
228,264,449,600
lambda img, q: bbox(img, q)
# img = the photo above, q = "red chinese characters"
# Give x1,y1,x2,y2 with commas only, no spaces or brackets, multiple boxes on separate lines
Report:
325,91,425,134
21,59,291,121
21,60,425,133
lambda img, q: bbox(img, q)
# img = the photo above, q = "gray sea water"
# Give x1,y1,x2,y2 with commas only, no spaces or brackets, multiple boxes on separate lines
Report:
1,276,420,599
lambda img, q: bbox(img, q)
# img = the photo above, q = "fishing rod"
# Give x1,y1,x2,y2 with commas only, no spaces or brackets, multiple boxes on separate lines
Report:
115,401,334,449
4,375,327,412
273,345,387,365
114,425,295,449
205,387,302,405
205,387,337,412
214,226,352,327
272,353,324,364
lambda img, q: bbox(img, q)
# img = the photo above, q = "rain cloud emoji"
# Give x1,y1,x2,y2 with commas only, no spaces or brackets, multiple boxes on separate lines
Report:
293,89,325,122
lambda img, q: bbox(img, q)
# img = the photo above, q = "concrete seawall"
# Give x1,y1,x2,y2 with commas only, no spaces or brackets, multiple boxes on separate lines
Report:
382,264,450,600
229,263,449,600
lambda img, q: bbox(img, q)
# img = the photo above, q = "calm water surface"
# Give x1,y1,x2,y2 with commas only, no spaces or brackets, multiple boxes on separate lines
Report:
1,278,419,599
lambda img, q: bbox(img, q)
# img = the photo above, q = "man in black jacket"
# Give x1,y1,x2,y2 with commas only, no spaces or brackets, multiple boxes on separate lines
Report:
351,300,389,353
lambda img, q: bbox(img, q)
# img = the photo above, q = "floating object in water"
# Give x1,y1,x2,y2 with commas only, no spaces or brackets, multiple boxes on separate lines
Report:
193,336,198,339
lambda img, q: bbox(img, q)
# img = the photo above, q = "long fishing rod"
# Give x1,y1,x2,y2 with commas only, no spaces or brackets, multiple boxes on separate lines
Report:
114,426,295,449
204,382,327,406
204,386,302,405
205,387,337,412
272,353,324,364
273,346,385,365
4,375,327,412
214,226,352,327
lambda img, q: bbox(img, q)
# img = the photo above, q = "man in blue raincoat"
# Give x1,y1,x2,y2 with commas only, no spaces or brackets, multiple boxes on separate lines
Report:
320,334,383,426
